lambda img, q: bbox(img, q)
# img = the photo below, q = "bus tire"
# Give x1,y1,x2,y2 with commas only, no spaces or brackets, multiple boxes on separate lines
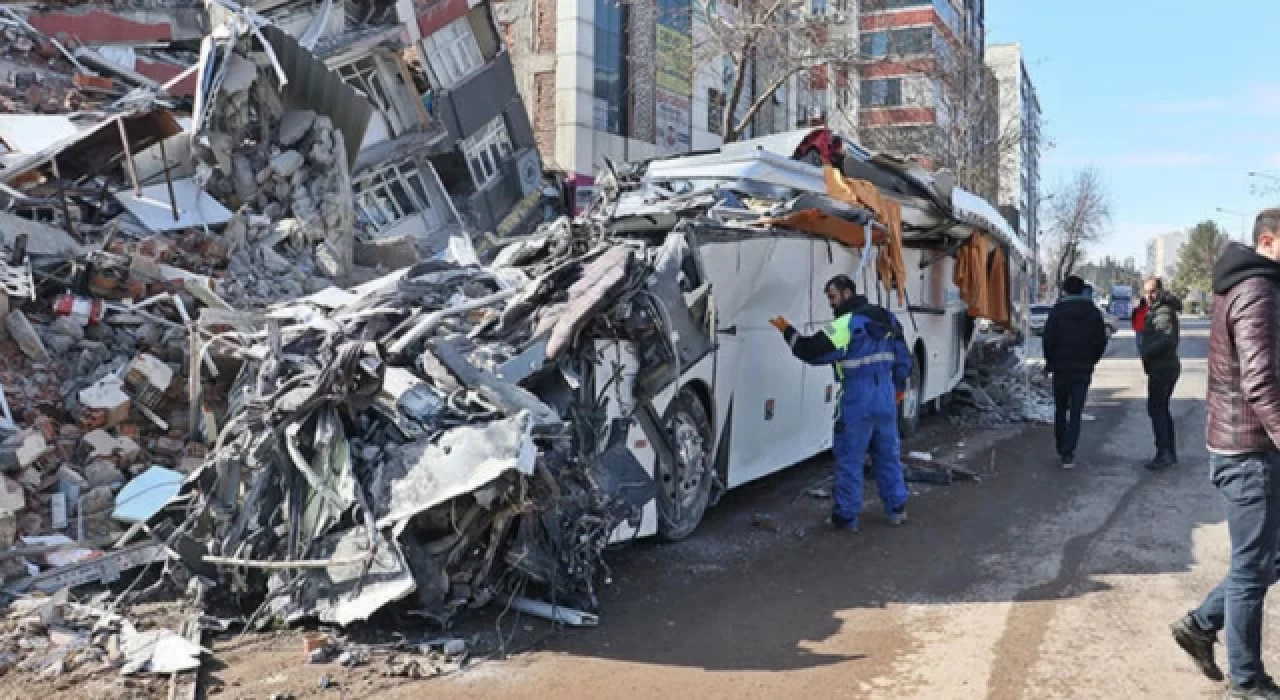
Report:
899,356,923,438
657,387,715,541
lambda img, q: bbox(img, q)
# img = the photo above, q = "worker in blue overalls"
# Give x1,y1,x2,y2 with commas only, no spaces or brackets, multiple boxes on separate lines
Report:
771,274,912,531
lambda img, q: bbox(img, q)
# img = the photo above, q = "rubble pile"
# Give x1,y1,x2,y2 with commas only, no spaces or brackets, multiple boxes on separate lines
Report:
950,358,1054,428
193,35,356,305
0,204,703,689
171,217,686,628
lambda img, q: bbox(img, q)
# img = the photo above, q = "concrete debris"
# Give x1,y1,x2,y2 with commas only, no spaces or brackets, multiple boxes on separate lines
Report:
948,345,1054,429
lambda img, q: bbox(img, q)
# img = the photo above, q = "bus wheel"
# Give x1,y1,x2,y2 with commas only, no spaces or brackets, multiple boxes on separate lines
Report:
657,388,714,541
899,360,922,438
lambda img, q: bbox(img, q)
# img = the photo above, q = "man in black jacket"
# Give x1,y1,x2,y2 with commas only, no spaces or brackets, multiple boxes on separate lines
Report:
1043,275,1109,468
1140,276,1183,470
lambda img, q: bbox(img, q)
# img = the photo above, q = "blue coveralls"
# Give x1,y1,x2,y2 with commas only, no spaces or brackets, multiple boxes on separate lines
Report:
801,311,912,526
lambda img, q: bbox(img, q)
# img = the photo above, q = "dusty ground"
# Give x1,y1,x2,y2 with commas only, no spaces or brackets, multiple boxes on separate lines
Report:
3,318,1256,699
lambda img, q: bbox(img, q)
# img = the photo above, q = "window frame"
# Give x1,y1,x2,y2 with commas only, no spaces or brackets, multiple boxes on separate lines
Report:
859,77,902,108
461,116,514,189
421,17,485,90
353,162,436,234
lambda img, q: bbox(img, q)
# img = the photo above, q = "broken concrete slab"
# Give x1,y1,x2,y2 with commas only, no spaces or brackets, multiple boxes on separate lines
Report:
120,627,207,675
78,378,131,429
269,150,304,179
113,178,235,232
82,430,141,464
6,311,50,361
0,476,24,513
277,110,316,147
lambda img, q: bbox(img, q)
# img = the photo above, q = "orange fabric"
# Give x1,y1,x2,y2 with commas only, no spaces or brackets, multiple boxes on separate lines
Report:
955,235,992,320
987,245,1011,327
762,209,878,248
820,166,908,303
953,233,1015,329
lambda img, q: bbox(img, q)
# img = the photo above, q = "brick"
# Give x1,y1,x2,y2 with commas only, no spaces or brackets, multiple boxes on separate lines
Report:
533,0,555,53
532,71,556,158
73,73,114,91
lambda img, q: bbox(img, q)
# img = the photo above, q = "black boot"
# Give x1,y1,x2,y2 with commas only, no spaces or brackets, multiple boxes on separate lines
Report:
1170,612,1223,682
1145,452,1174,471
1227,676,1280,699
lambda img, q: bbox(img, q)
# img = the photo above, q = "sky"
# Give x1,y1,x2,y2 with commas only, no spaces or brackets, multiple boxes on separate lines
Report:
985,0,1280,268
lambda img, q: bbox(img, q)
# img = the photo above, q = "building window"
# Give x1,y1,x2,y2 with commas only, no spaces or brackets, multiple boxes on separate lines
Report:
354,162,436,233
810,0,828,15
594,0,628,136
422,17,485,89
708,88,725,135
859,27,933,58
336,55,404,133
859,78,902,108
863,0,959,33
461,116,514,189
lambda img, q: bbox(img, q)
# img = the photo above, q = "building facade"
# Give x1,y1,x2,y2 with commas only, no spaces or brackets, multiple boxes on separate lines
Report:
985,43,1041,253
1149,231,1188,281
254,0,543,240
498,0,739,209
855,0,995,197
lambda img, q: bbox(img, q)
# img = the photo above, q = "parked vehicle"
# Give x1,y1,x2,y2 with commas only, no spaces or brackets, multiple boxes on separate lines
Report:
582,128,1030,540
1110,285,1134,320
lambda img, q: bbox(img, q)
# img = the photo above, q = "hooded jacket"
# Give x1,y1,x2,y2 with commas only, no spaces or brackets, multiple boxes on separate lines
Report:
1207,243,1280,454
1043,295,1108,376
1140,291,1182,373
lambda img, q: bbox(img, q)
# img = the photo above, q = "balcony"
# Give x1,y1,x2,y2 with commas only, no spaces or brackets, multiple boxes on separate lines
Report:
433,51,521,142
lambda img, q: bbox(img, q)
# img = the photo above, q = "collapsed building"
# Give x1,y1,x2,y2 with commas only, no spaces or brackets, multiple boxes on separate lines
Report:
1,0,548,251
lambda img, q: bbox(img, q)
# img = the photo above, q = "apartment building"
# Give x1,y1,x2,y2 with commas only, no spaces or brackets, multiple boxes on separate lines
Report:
855,0,995,195
250,0,542,239
498,0,760,208
985,43,1042,251
1149,231,1188,281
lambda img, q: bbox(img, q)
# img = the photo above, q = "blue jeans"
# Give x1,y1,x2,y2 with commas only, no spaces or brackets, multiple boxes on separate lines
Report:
1134,332,1142,353
832,412,909,525
1192,452,1280,685
1052,371,1091,458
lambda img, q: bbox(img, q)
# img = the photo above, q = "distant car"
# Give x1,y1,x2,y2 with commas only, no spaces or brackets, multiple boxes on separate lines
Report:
1030,304,1053,335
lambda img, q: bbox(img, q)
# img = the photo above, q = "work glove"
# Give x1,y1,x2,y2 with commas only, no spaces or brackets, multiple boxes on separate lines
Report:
769,316,791,333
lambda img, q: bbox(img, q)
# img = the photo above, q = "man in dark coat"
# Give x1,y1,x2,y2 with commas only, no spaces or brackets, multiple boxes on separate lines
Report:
1042,275,1108,468
1139,276,1183,470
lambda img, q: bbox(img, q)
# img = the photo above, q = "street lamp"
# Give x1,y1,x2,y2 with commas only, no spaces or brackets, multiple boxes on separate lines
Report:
1217,207,1249,242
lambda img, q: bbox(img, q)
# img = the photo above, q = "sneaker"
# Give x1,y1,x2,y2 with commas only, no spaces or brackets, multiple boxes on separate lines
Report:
1061,454,1075,470
1171,612,1224,682
1226,676,1280,699
887,508,907,526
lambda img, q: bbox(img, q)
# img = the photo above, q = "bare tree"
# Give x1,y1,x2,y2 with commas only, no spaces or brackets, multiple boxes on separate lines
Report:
691,0,850,143
1042,168,1112,289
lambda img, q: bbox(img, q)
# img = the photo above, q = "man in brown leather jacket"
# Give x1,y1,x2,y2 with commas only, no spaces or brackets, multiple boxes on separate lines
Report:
1171,209,1280,699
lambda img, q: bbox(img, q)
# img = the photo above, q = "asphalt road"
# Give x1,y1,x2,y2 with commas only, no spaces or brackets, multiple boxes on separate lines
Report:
202,318,1252,699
